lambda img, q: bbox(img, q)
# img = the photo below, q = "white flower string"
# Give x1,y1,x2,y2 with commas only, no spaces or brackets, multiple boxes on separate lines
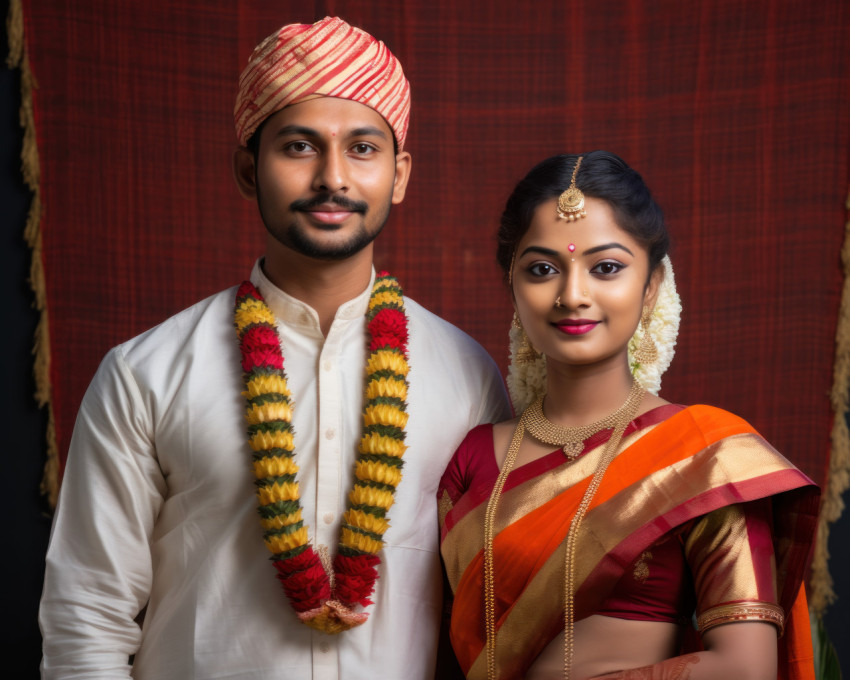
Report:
629,255,681,395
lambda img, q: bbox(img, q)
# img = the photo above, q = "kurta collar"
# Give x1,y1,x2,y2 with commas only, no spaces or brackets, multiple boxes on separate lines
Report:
249,258,376,333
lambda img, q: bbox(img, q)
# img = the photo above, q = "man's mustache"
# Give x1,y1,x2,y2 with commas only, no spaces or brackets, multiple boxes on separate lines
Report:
290,194,368,213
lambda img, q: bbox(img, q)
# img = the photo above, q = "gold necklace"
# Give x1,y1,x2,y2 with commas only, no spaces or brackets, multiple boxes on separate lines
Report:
483,380,644,680
523,381,645,458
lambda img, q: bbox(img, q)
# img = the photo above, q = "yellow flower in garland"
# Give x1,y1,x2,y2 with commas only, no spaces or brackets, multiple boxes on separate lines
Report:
245,401,293,425
234,272,410,634
365,376,408,401
359,432,407,458
363,403,409,429
366,349,410,376
343,509,391,535
354,460,403,487
253,455,299,479
349,484,396,510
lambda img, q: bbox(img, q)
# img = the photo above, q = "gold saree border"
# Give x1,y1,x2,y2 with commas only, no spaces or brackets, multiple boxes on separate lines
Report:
6,0,58,506
814,187,850,614
443,426,655,591
481,434,796,660
451,411,814,678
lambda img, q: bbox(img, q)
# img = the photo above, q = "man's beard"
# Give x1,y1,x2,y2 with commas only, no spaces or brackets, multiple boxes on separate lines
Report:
258,190,392,261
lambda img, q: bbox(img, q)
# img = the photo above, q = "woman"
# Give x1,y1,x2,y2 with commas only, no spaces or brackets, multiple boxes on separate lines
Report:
438,152,818,680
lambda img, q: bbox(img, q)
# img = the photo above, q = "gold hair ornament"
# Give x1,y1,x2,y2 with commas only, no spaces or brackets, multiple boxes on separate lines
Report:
557,156,587,222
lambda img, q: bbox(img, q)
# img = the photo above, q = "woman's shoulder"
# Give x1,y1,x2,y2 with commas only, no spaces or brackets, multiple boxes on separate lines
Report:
670,403,760,435
440,422,500,499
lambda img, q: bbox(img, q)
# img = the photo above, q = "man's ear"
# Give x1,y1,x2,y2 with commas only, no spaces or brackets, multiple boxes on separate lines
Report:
232,146,257,200
391,151,412,205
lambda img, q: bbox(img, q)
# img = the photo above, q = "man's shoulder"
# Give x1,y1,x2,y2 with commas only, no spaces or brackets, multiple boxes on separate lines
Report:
403,296,504,374
404,297,489,351
114,285,239,363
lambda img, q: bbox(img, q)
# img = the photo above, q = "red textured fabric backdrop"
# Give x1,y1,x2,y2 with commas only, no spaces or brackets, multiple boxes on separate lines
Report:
22,0,849,492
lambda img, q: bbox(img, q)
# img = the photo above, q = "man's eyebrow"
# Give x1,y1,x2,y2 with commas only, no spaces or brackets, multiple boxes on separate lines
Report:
348,126,389,140
583,242,635,257
273,124,319,139
271,125,389,141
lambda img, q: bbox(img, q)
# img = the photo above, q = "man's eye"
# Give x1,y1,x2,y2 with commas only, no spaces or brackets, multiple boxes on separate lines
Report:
352,143,375,154
286,142,312,153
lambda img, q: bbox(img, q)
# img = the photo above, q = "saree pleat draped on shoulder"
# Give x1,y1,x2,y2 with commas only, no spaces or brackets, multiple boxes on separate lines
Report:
439,405,818,680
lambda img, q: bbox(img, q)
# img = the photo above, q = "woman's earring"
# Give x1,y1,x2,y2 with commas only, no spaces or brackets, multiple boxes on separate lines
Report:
513,313,540,364
632,306,658,364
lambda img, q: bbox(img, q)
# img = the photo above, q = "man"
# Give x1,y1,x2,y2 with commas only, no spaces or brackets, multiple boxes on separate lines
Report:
39,17,510,679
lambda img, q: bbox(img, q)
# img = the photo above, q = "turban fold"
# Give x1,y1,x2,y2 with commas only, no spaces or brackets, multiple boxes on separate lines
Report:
234,17,410,149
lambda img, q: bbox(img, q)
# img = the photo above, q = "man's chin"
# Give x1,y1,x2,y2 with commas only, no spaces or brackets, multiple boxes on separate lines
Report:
285,233,375,261
281,220,384,261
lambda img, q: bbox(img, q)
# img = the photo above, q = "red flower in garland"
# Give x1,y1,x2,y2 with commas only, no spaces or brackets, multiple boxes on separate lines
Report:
239,325,284,372
334,553,381,608
272,549,331,611
368,308,408,353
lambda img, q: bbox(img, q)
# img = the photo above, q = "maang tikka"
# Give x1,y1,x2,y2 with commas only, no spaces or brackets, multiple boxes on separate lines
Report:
557,156,587,222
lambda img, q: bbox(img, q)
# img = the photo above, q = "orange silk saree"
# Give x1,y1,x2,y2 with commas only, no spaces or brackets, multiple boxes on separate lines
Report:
438,405,818,680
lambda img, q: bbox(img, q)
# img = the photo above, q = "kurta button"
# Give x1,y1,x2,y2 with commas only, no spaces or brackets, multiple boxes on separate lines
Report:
323,513,334,524
319,641,330,653
322,360,333,371
325,428,335,440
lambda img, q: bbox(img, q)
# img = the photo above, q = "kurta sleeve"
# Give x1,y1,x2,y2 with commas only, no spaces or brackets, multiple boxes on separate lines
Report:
683,499,785,636
474,364,512,430
39,347,167,678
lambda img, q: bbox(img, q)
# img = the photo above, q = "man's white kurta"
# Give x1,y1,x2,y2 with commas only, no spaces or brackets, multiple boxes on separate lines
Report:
40,262,510,679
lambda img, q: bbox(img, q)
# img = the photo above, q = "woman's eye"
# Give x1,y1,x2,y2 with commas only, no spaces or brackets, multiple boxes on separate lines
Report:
591,261,624,276
528,263,557,277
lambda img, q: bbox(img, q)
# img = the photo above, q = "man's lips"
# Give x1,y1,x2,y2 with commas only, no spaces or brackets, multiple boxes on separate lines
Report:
303,207,356,225
553,319,600,335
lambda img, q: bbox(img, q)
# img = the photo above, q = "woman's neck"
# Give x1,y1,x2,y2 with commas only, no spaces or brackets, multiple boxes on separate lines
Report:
542,356,638,427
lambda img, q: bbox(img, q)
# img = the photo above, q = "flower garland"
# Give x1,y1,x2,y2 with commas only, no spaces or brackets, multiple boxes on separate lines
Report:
234,272,410,634
507,255,682,411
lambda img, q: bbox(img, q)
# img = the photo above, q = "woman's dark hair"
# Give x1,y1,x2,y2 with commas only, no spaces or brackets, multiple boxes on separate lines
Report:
496,151,669,281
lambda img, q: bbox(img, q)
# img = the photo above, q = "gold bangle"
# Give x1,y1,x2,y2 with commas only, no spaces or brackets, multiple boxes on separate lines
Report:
697,601,785,636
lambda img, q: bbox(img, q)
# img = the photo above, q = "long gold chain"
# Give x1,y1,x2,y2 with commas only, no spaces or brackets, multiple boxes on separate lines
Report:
483,418,527,679
483,381,644,680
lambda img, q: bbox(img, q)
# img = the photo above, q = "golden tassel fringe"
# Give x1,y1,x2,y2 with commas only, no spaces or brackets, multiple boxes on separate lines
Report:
7,0,58,507
811,190,850,615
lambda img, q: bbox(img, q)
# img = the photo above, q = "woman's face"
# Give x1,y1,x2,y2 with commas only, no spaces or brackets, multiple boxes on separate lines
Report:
511,196,660,370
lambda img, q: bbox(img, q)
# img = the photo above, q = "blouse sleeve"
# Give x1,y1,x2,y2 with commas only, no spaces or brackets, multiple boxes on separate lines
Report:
437,424,495,529
683,499,785,636
437,434,470,529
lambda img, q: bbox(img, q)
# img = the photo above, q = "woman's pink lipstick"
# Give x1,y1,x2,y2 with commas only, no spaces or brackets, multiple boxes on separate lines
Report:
554,319,600,335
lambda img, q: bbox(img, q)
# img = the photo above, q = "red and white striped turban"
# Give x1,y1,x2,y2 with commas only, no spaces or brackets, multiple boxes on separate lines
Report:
234,17,411,149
